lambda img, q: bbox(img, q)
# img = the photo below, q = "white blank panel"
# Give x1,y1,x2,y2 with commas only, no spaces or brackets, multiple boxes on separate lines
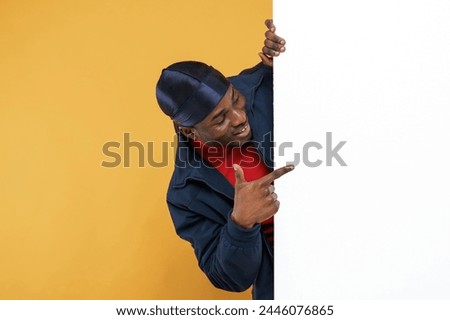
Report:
274,0,450,299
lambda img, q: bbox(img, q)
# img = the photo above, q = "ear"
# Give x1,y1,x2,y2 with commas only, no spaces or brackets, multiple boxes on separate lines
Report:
178,126,197,140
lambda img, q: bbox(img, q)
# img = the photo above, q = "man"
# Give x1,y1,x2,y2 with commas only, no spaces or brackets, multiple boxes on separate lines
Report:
155,20,293,300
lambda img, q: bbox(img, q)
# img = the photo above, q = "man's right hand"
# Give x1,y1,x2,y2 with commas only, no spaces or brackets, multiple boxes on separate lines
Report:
230,164,295,229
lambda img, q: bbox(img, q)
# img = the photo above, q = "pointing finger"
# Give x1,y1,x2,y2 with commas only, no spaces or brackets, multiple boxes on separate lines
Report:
260,164,295,186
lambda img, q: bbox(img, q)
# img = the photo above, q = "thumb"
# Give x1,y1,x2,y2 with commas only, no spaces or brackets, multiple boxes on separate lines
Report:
233,164,246,185
259,52,273,67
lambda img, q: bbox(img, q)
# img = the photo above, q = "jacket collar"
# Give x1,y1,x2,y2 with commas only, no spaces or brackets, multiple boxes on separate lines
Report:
172,133,235,199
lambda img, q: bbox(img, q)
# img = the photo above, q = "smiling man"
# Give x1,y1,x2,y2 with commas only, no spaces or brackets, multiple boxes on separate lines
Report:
155,20,293,300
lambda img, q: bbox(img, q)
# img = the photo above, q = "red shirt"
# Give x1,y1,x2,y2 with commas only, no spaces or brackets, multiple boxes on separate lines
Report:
191,138,274,246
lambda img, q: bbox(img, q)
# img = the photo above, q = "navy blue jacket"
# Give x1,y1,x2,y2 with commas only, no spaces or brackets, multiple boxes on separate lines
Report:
166,63,274,299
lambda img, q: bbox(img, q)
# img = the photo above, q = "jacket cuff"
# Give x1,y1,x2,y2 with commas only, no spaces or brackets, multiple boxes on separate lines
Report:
225,214,261,248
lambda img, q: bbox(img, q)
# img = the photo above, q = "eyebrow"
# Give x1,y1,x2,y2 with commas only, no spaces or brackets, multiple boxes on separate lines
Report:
210,86,233,121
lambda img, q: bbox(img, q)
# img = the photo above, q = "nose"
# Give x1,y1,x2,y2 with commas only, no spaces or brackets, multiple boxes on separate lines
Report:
229,108,246,127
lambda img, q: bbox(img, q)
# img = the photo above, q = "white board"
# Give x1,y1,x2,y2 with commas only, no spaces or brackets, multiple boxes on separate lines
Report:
274,0,450,299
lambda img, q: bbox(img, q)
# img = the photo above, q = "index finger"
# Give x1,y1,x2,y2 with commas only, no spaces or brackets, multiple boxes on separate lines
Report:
264,20,285,45
265,31,286,46
260,164,295,186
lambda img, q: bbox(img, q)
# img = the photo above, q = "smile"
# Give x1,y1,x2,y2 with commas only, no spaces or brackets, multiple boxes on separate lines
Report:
234,123,250,137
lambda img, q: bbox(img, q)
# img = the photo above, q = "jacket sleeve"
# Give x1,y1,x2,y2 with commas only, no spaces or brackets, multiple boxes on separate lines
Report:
238,62,273,77
167,199,263,292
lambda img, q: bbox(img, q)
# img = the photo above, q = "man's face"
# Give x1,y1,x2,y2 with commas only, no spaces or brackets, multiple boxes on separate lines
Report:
181,84,252,147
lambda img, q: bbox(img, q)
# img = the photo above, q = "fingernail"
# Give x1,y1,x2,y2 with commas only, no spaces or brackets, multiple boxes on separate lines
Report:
280,47,285,52
286,164,295,170
271,28,275,32
233,164,238,171
281,40,285,45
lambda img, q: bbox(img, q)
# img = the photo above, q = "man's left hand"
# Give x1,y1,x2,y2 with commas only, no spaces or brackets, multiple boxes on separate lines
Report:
259,19,286,67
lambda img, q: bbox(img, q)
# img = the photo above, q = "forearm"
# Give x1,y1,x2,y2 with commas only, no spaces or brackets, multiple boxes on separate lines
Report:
199,216,262,292
169,201,263,292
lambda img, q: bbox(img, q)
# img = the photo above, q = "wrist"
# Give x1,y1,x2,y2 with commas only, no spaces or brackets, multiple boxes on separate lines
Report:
230,211,254,229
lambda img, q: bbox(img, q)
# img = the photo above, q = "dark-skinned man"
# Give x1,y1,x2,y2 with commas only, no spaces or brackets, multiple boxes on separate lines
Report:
155,20,292,300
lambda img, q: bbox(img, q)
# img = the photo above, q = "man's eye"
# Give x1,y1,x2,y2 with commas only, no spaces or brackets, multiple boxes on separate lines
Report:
216,116,225,125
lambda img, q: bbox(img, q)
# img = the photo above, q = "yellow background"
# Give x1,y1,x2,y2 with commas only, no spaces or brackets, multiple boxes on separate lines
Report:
0,0,271,299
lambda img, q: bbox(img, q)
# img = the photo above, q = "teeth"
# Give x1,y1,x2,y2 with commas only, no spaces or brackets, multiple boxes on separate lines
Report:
235,125,248,135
